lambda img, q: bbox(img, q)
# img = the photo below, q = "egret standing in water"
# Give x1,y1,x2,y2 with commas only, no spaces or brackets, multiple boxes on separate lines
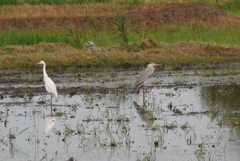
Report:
134,63,161,101
37,61,58,113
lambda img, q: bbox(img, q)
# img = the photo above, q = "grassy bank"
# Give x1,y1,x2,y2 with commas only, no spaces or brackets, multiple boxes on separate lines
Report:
0,24,240,69
1,25,240,48
1,39,240,69
0,1,240,69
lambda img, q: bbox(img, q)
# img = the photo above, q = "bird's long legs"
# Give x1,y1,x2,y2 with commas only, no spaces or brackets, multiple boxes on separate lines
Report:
142,84,146,106
50,94,53,115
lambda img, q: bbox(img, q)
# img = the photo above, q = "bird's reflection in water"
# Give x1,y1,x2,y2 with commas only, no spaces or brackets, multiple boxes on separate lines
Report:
44,113,57,146
133,100,155,127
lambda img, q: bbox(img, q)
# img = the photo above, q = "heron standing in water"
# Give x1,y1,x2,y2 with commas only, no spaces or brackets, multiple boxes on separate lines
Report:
134,63,161,102
37,61,58,113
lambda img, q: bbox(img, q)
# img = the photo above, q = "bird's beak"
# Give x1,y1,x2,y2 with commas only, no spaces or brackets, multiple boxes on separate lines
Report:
154,64,162,66
36,62,41,65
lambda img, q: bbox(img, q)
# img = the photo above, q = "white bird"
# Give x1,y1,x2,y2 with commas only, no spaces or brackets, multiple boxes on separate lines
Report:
37,61,58,112
44,115,57,146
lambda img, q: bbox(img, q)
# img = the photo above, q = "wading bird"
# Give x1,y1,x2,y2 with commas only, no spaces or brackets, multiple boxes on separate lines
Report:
134,63,161,98
37,61,58,113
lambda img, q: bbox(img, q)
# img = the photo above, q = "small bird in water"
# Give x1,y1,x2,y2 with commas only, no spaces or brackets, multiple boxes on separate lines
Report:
37,61,58,113
134,62,161,93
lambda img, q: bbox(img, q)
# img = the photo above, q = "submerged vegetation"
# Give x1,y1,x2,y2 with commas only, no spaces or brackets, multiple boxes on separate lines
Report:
1,61,240,160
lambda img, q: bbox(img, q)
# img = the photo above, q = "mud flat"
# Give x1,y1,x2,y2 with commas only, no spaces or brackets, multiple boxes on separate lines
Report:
0,67,240,161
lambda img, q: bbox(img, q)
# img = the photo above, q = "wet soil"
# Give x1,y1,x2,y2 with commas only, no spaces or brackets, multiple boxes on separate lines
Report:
1,68,240,161
1,64,240,100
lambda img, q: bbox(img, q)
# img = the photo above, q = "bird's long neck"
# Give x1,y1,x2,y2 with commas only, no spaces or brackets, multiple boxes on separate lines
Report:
152,67,155,74
42,63,48,80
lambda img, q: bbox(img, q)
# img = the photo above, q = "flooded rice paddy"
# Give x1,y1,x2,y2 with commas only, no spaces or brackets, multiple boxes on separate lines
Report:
0,66,240,161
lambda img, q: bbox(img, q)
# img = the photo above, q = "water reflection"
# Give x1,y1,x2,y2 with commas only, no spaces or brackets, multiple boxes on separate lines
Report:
201,84,240,127
202,84,240,110
1,68,240,161
133,101,155,127
44,114,57,146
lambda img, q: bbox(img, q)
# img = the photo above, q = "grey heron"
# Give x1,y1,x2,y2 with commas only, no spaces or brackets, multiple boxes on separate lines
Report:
134,63,161,98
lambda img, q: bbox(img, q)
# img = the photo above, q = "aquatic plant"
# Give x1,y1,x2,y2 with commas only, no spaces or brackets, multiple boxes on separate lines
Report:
23,87,34,102
112,15,129,50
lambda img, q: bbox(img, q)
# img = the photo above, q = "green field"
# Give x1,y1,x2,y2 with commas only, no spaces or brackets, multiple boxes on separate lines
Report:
1,25,240,49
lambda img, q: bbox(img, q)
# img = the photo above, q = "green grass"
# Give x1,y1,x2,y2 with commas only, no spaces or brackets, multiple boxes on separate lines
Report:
0,29,117,49
153,25,240,44
218,0,240,16
1,25,240,48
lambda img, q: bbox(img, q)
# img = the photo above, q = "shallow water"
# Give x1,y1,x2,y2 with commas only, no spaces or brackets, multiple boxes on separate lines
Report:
0,67,240,161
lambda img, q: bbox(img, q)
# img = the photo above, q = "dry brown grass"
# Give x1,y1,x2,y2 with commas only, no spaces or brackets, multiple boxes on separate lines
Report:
0,40,240,69
0,0,230,19
0,4,123,19
1,2,239,30
0,2,239,69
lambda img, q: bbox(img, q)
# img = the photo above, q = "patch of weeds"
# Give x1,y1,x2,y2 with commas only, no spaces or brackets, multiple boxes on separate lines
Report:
0,137,7,145
202,69,239,77
62,125,75,143
223,112,240,127
114,115,130,124
82,114,97,122
81,92,101,105
118,0,143,5
8,126,32,140
23,87,34,102
36,96,46,104
166,92,176,97
162,121,178,130
202,70,218,77
68,89,78,98
118,83,132,88
8,133,16,140
112,14,130,50
103,77,119,82
43,47,54,53
174,75,188,84
210,109,220,121
100,133,118,148
180,122,190,131
110,90,127,108
195,144,205,161
2,48,13,55
151,80,164,85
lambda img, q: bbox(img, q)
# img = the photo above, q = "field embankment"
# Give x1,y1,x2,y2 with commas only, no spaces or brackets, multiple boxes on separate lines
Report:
0,2,240,69
1,40,240,69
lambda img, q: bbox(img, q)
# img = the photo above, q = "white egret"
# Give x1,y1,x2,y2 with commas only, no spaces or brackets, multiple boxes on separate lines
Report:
37,61,58,112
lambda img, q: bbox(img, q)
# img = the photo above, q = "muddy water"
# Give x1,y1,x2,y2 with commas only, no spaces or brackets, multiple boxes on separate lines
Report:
0,67,240,161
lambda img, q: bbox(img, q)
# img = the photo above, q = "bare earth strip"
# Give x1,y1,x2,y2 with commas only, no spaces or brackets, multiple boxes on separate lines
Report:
0,3,240,30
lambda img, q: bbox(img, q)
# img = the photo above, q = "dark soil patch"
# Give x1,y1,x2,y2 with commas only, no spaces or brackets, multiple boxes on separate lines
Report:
0,43,78,54
0,3,239,30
